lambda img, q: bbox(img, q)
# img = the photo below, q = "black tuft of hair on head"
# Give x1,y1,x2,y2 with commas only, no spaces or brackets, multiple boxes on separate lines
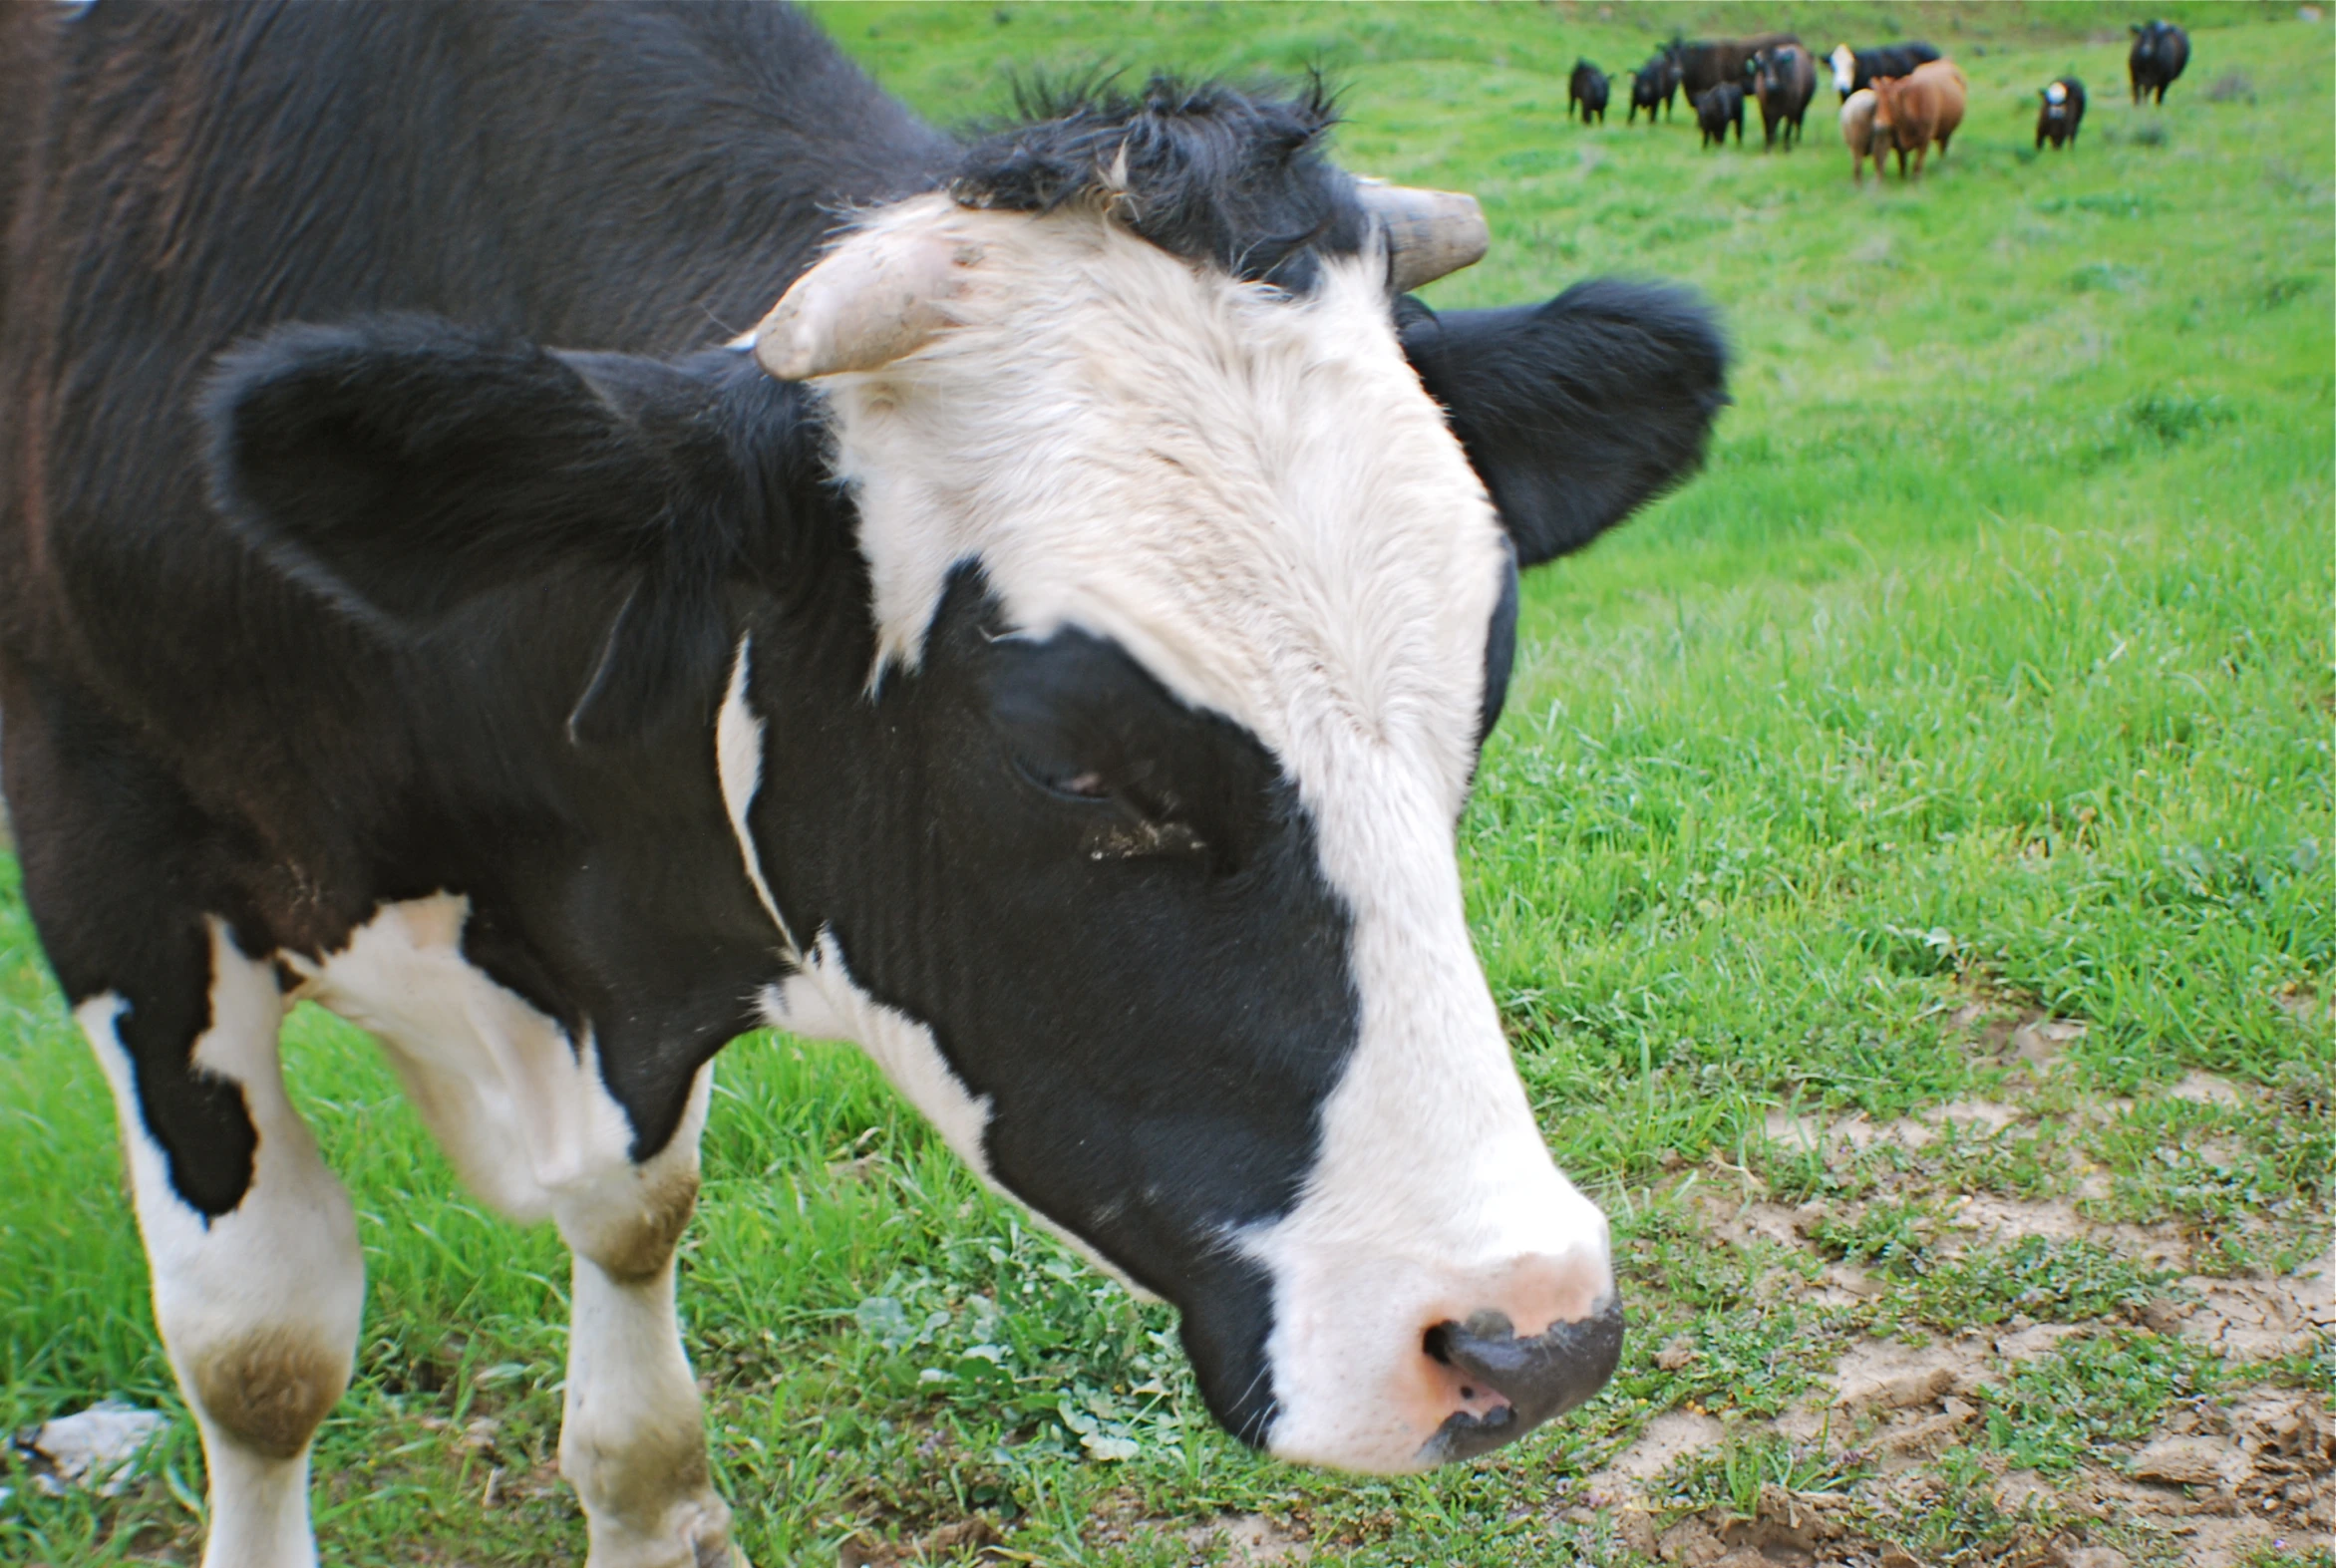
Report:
949,73,1369,292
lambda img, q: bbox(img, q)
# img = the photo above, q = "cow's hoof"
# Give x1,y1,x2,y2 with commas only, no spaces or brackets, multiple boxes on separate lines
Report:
582,1498,745,1568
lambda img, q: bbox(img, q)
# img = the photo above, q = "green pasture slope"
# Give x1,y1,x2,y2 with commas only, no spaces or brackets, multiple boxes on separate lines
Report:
2,4,2328,1564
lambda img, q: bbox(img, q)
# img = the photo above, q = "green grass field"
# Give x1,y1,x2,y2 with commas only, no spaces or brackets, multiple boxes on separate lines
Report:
3,4,2329,1565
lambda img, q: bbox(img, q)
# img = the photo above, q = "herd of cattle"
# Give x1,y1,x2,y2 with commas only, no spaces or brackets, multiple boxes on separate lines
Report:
1566,19,2194,179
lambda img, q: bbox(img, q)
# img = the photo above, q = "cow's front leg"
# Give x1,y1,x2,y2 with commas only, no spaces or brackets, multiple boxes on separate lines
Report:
551,1066,743,1568
77,921,363,1568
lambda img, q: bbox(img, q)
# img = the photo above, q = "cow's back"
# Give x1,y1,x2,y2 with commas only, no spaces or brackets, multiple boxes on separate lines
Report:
1911,60,1968,137
0,2,952,875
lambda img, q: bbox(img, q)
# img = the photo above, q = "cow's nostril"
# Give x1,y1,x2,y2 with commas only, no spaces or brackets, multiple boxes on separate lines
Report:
1419,1291,1625,1464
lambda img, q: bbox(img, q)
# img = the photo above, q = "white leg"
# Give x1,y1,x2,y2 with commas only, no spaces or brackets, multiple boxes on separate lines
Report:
551,1067,744,1568
80,920,363,1568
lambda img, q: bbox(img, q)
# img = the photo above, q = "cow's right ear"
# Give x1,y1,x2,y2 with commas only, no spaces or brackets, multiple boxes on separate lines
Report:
1398,280,1730,568
203,314,746,741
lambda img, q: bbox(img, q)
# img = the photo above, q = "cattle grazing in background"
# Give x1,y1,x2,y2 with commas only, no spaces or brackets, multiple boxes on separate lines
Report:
1629,51,1683,123
1870,59,1968,178
1,2,1729,1562
2037,76,2088,149
1570,59,1610,124
1697,81,1747,148
2130,21,2189,104
1673,32,1801,98
1828,40,1943,100
1839,87,1881,182
1749,43,1818,150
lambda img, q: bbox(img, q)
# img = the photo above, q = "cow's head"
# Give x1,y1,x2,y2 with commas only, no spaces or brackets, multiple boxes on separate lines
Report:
204,80,1725,1473
1830,44,1858,96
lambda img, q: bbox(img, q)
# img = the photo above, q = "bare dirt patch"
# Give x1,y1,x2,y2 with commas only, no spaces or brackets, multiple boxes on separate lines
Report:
1179,1513,1312,1565
2172,1262,2336,1361
1604,1063,2336,1566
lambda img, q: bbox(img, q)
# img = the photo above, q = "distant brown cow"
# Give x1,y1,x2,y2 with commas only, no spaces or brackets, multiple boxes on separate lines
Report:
1839,88,1880,182
1870,59,1967,179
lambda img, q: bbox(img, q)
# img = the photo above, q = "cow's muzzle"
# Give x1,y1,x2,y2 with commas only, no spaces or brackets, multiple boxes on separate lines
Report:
1417,1294,1626,1463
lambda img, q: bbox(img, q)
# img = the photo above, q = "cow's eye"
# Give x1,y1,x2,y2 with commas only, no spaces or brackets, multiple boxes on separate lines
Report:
1015,756,1113,802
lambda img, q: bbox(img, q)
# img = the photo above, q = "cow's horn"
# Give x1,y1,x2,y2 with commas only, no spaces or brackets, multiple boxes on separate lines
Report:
753,225,984,381
1355,178,1490,293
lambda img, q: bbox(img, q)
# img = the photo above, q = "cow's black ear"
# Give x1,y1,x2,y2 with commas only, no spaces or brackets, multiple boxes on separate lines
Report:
203,315,743,742
1398,280,1729,568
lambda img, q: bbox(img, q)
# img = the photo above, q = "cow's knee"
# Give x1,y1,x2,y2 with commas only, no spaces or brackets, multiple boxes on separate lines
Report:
187,1328,352,1461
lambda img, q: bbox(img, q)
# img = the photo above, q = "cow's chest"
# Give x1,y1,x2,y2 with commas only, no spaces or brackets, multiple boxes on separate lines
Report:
283,894,641,1222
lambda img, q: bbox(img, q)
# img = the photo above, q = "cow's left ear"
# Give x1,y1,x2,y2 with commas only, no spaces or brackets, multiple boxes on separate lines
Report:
204,315,757,743
1398,280,1729,567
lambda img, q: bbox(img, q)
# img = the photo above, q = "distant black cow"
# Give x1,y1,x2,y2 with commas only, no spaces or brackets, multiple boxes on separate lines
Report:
1673,33,1800,98
1697,81,1746,148
1750,44,1818,149
1629,53,1682,123
1827,41,1942,100
2037,76,2088,149
1570,59,1610,124
2130,21,2189,104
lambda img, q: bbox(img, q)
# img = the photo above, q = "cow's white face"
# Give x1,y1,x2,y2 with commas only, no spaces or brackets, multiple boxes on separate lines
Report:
754,193,1616,1471
1830,44,1857,95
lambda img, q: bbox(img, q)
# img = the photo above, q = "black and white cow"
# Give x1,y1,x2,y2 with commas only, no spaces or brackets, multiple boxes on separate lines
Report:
2037,77,2089,150
0,5,1727,1565
1827,40,1943,101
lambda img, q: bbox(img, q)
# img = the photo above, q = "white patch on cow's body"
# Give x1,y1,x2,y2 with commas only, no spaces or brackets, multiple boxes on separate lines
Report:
717,636,792,943
79,922,363,1568
2046,81,2069,105
285,894,637,1219
807,194,1610,1471
762,926,994,1176
1830,44,1857,94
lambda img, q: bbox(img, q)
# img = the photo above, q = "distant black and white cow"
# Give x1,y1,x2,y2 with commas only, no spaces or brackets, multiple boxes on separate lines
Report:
1827,40,1943,100
1,4,1727,1565
2130,21,2190,105
2037,77,2089,149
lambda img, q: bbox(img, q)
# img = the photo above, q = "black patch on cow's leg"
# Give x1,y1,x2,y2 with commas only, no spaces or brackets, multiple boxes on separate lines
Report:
0,662,261,1217
1399,281,1730,568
